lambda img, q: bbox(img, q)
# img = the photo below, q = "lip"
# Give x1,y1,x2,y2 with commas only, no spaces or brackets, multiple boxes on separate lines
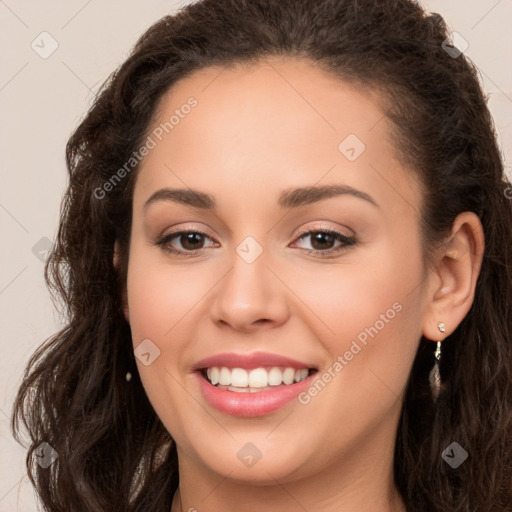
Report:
195,371,316,416
193,351,315,371
193,351,318,417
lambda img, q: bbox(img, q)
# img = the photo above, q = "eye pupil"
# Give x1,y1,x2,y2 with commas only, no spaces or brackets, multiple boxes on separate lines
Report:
181,232,203,250
311,232,335,250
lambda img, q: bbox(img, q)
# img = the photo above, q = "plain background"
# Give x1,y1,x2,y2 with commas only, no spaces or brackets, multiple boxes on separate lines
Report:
1,1,511,509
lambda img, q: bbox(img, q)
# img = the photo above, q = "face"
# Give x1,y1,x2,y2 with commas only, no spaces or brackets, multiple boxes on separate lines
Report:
124,57,428,485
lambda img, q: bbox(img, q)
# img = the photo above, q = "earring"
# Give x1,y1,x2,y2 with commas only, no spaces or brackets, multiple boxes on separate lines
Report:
428,321,445,402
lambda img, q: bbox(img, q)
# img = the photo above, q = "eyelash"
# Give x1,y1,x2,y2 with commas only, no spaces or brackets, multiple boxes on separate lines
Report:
155,227,356,258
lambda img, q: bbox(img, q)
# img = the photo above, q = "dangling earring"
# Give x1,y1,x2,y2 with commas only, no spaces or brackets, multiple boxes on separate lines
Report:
428,321,445,402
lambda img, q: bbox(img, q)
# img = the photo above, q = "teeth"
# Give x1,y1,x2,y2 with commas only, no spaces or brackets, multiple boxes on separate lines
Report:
282,367,296,385
231,368,248,387
268,367,283,386
219,367,231,386
248,368,267,387
204,366,309,388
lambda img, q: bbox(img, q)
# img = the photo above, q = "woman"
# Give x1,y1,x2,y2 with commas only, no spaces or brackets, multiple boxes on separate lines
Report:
12,0,512,510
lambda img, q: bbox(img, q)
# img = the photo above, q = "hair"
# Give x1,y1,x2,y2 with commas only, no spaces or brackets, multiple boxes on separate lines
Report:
11,0,512,510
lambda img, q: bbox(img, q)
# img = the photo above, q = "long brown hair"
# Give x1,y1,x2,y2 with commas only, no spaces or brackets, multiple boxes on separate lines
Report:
12,0,512,510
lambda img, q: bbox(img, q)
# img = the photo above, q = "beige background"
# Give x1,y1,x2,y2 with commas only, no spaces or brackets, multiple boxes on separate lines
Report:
1,1,511,509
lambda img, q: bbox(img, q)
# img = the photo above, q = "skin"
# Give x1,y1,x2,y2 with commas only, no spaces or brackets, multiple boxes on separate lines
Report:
115,56,484,512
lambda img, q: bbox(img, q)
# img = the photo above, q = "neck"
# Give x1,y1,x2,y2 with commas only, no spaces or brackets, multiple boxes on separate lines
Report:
171,478,406,512
170,416,407,512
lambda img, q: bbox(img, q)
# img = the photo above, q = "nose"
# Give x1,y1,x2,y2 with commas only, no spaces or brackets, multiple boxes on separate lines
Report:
209,243,290,332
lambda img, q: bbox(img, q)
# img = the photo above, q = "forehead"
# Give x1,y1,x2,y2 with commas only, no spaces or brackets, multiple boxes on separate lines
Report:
134,56,420,220
148,56,390,158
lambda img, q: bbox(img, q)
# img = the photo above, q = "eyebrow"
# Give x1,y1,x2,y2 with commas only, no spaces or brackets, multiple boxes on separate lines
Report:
143,184,380,211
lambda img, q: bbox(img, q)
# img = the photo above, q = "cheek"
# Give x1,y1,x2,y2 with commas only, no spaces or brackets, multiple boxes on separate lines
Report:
126,248,210,444
126,250,211,345
297,241,422,351
293,237,424,403
277,250,424,460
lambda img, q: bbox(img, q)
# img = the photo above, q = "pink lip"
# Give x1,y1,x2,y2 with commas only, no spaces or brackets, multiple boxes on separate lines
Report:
192,352,317,417
193,351,315,371
195,371,316,417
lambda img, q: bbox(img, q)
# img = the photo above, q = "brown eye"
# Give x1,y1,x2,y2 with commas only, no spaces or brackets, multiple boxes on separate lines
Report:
156,230,216,255
307,232,337,251
293,229,356,256
175,232,206,251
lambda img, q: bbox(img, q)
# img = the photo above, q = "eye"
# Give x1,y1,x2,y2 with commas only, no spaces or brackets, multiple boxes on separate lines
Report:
154,227,356,257
292,228,356,256
155,229,217,255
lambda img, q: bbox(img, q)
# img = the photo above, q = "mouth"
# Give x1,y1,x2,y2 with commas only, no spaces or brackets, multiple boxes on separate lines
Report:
193,352,319,416
195,367,318,416
199,366,315,392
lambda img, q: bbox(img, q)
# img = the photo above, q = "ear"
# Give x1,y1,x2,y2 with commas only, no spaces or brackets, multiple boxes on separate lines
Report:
113,240,130,324
421,212,485,341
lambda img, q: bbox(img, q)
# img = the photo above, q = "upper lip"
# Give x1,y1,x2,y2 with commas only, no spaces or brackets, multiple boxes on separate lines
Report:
193,352,317,371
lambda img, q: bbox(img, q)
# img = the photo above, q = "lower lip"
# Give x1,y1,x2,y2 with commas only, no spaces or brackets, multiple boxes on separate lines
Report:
196,371,315,417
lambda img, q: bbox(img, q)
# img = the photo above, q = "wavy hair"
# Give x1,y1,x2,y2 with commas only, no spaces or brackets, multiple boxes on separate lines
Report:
12,0,512,510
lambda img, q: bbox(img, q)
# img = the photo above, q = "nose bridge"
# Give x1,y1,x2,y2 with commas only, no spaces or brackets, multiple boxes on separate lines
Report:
210,232,289,329
223,233,272,305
